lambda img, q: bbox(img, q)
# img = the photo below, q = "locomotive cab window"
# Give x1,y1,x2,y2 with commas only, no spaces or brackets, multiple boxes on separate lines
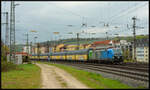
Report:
113,48,123,54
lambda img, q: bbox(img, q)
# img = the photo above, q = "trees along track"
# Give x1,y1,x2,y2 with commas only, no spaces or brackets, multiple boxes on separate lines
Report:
50,61,149,83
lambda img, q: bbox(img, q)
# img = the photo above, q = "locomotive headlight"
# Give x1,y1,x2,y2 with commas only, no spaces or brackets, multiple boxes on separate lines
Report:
113,56,114,59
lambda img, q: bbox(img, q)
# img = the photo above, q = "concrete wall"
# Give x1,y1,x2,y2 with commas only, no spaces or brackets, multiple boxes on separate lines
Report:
7,54,23,64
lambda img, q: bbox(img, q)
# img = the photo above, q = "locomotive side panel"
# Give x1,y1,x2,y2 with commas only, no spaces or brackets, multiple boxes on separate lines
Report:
100,50,108,60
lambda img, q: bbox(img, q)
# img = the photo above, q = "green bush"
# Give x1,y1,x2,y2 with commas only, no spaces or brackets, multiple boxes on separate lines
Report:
27,61,32,64
124,59,134,63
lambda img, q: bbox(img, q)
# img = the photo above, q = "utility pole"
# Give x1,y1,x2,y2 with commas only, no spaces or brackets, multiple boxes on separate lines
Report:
3,12,9,46
77,33,79,50
127,16,144,62
37,43,40,61
47,41,49,53
27,33,29,54
132,16,137,62
30,42,32,54
9,1,19,63
34,36,37,54
5,12,9,48
2,12,9,56
106,32,108,40
25,33,29,58
9,1,15,63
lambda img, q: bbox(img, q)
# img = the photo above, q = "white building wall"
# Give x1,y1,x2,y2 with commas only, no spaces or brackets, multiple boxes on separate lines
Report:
23,46,31,54
120,40,128,45
15,54,23,64
136,47,145,62
7,54,23,64
144,47,149,63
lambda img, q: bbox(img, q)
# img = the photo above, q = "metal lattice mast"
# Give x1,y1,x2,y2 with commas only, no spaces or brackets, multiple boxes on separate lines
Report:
30,42,32,54
10,1,15,63
106,32,108,40
5,12,9,56
77,33,79,50
13,1,16,62
132,16,137,62
127,16,144,62
25,33,29,54
9,1,19,63
2,12,9,56
4,12,9,47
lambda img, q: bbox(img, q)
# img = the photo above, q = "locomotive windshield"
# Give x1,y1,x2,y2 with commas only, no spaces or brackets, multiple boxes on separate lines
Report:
113,48,123,54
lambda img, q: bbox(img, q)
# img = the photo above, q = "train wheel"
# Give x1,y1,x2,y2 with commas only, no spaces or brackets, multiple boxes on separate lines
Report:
119,62,123,65
113,62,117,65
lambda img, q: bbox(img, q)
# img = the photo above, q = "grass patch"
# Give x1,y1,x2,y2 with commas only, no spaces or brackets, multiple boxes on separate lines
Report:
38,62,136,89
1,64,41,89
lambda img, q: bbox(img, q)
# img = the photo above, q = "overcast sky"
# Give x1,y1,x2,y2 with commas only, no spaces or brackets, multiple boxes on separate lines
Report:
1,1,149,44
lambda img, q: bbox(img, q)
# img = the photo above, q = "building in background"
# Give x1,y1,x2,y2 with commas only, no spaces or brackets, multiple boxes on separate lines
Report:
66,44,78,51
133,38,149,63
91,40,119,49
22,46,31,54
7,52,27,64
39,46,47,54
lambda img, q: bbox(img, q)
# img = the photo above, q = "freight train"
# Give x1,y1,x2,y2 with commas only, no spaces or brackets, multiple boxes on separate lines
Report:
30,48,123,64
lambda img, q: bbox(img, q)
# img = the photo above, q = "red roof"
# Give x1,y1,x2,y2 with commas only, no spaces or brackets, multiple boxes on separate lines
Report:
93,40,111,45
93,40,120,45
7,52,28,55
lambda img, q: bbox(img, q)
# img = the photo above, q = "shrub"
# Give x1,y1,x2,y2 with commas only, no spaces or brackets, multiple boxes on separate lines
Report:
27,61,32,64
1,61,17,72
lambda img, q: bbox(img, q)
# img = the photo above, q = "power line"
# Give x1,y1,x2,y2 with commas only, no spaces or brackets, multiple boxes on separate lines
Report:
49,3,88,27
49,3,83,18
108,3,140,22
101,3,148,37
109,3,148,24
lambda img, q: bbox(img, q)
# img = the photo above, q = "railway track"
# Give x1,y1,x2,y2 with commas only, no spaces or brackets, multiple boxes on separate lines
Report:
50,60,149,72
49,61,149,83
123,62,149,68
81,63,149,72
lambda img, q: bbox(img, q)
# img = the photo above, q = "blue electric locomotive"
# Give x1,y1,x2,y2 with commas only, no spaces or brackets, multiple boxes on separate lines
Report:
89,48,123,63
